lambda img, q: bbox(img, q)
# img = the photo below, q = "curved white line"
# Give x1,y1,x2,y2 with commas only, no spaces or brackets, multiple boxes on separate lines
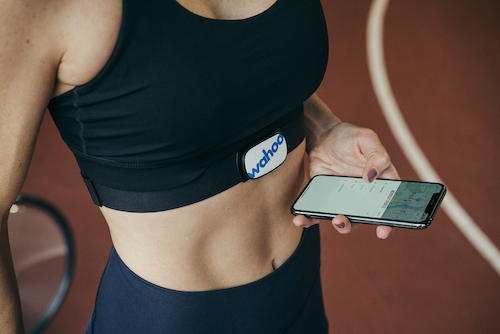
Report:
14,245,67,274
366,0,500,275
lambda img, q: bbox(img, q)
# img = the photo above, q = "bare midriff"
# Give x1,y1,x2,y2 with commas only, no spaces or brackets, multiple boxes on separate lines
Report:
100,141,308,292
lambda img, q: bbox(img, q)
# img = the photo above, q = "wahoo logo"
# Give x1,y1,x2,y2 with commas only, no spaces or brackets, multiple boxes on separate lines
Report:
243,133,288,179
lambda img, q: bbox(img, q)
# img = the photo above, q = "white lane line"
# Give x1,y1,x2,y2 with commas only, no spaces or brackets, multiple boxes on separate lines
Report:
366,0,500,276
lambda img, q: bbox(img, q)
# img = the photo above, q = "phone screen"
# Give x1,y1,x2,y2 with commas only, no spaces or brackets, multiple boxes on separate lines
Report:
293,176,445,223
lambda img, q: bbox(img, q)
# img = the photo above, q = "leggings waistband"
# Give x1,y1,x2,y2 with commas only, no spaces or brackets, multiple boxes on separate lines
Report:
86,224,328,334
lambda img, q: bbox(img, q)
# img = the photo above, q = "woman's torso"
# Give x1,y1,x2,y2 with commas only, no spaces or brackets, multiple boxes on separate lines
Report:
102,142,308,291
49,0,327,291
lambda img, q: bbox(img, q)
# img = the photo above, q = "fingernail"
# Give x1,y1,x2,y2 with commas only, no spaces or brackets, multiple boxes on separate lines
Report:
335,222,346,229
368,168,378,183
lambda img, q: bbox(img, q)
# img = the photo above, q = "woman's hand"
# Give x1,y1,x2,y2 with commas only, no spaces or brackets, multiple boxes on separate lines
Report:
293,95,400,239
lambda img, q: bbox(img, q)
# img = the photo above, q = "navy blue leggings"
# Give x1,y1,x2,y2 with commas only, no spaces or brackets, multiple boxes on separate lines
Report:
85,224,328,333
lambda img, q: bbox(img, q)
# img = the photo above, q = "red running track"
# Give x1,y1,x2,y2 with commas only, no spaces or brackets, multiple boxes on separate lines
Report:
19,0,500,332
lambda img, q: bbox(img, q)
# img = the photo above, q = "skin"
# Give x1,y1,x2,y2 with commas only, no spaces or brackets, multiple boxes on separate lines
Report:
0,0,399,332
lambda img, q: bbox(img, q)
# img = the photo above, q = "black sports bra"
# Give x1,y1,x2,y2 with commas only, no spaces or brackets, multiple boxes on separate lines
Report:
48,0,329,212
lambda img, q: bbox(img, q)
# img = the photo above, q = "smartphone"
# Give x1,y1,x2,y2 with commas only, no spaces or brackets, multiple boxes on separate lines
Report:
291,175,447,229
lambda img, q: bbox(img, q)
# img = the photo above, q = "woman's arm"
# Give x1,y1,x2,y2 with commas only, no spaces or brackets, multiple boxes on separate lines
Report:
303,94,342,153
294,93,400,239
0,2,63,332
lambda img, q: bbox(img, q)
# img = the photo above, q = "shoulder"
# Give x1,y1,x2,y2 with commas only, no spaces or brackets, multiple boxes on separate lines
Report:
0,0,118,35
0,0,65,101
0,0,122,93
0,0,79,68
0,0,74,39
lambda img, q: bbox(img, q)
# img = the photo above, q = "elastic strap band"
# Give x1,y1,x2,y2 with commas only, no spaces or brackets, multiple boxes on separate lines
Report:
82,106,305,212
